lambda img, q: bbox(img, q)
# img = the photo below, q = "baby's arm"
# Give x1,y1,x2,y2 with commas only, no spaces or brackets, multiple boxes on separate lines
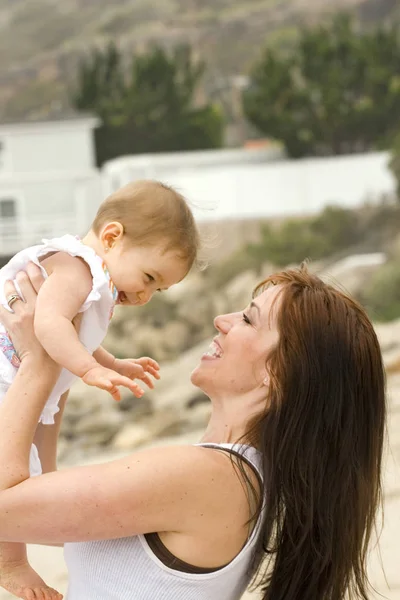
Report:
94,347,161,390
34,252,97,376
35,253,144,400
93,346,116,369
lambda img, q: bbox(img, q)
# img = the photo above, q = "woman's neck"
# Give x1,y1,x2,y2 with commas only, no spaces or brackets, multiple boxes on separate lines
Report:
200,404,254,445
200,389,266,445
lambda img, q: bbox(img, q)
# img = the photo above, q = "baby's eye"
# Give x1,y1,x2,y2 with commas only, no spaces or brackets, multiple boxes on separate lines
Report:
145,273,155,282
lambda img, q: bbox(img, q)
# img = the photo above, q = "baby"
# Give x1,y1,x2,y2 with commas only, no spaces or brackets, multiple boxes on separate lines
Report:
0,179,200,600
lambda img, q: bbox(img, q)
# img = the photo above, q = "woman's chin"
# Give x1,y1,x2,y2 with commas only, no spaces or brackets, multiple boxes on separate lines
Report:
190,367,200,386
190,365,206,389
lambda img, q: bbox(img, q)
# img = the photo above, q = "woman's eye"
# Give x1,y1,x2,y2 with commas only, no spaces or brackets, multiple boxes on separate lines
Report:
243,312,251,324
145,273,154,282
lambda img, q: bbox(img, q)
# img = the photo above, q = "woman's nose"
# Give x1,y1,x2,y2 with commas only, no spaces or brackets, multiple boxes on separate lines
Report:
214,313,233,333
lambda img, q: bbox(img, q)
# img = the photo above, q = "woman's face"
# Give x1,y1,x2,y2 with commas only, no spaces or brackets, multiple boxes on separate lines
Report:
191,284,282,399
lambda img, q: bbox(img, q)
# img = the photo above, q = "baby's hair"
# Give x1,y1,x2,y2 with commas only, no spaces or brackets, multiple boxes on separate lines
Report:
92,180,200,270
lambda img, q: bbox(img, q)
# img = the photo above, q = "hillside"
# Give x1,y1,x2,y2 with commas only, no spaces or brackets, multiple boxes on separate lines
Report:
0,0,397,122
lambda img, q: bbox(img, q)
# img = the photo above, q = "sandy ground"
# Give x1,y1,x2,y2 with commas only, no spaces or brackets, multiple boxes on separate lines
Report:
1,380,399,600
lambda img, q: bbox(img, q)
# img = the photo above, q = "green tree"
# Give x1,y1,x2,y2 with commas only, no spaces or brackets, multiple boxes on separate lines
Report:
72,41,126,123
71,43,223,164
243,14,400,157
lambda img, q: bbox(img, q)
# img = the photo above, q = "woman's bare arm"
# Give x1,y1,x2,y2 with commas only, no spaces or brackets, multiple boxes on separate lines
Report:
0,439,234,545
0,360,61,490
0,269,244,551
0,355,233,547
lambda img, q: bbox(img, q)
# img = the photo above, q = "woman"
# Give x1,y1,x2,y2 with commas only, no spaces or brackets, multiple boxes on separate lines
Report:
0,263,386,600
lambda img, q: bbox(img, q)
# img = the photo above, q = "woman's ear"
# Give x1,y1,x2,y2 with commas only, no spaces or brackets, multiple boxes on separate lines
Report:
262,373,270,387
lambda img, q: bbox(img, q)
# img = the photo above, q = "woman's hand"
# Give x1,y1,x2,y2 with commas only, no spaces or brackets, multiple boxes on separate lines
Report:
0,263,50,365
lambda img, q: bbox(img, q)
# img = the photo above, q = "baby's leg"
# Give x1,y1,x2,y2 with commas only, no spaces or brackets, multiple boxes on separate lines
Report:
0,449,62,599
0,542,62,599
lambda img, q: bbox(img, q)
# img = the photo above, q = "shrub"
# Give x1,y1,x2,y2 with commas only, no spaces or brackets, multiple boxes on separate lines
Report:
359,259,400,322
248,205,361,267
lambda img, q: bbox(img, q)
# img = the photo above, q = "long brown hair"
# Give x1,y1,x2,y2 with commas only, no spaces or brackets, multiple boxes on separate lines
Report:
247,265,386,600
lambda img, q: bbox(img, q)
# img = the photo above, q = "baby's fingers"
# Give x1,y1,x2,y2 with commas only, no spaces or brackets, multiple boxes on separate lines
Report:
138,363,160,379
146,367,161,380
137,357,160,371
98,379,121,401
138,373,155,389
147,358,160,370
113,374,144,398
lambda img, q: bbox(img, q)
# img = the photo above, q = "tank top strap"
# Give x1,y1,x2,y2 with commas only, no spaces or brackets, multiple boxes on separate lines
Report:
195,442,263,481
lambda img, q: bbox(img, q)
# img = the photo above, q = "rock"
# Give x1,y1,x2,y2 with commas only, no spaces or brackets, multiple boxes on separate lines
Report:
224,270,259,310
176,294,215,333
111,408,188,451
79,430,116,447
56,437,69,462
374,318,400,353
162,273,205,303
103,329,141,359
66,379,105,416
73,407,124,437
162,320,192,354
145,339,210,412
117,389,154,418
113,423,154,451
320,253,387,296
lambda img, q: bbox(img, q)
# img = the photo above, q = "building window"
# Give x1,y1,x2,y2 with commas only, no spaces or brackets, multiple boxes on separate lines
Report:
0,199,17,218
0,198,18,248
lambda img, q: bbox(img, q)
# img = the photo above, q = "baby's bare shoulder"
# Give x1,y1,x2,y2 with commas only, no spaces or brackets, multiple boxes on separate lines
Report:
40,251,90,277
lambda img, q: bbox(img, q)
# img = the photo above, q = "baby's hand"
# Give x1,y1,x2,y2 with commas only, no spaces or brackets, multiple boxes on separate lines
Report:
114,357,160,390
82,365,144,401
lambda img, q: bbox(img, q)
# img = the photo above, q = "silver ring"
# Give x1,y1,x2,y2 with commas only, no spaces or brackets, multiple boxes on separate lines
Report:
7,294,21,309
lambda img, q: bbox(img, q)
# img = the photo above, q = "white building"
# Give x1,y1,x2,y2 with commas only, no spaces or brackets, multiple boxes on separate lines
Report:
0,115,102,256
0,115,397,258
102,148,396,222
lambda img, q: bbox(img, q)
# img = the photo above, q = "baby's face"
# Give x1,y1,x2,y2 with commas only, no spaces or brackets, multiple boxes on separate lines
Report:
105,242,188,306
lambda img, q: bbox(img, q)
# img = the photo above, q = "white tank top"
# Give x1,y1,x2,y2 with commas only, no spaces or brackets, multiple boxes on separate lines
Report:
63,443,263,600
0,234,117,425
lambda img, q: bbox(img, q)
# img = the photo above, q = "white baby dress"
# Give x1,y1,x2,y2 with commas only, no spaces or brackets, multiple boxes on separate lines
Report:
0,234,118,476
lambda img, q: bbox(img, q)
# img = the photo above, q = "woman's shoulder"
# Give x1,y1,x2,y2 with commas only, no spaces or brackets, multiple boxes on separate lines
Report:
121,443,254,501
130,443,261,517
